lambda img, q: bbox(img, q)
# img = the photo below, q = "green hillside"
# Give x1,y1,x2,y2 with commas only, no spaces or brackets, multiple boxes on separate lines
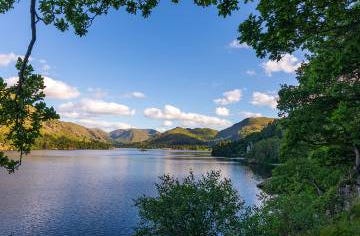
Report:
0,120,111,150
216,117,275,140
139,127,218,149
110,129,159,144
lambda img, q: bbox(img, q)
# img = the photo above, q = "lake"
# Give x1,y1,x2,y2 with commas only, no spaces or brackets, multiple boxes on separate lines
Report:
0,149,265,235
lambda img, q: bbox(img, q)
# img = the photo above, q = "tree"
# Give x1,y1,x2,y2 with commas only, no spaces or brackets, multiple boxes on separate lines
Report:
235,1,360,235
0,61,58,173
134,171,248,236
0,0,240,172
238,0,360,59
277,35,360,172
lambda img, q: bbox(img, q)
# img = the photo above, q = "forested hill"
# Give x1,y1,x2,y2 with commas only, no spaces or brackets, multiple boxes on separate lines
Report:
215,117,275,140
133,127,219,149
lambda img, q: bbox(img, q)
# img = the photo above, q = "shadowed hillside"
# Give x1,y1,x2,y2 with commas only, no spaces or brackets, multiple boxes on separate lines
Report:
110,129,159,144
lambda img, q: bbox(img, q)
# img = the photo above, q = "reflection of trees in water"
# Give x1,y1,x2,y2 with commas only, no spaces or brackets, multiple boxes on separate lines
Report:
248,163,274,179
158,150,235,178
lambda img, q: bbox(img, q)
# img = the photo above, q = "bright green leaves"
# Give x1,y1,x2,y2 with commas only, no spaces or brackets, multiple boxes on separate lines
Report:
134,171,246,236
0,59,59,173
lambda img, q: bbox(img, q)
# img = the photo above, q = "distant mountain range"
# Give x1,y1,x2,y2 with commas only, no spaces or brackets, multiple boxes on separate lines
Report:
112,117,275,149
0,117,275,150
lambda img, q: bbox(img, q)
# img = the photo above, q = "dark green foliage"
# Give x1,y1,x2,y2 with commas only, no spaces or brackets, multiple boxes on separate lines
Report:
0,0,15,13
0,0,240,37
235,1,360,235
238,0,360,60
246,137,279,164
211,140,245,157
318,199,360,235
134,171,247,236
0,152,19,172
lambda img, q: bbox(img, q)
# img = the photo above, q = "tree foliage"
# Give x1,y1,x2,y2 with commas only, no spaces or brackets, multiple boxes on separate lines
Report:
134,171,247,236
0,60,58,172
235,0,360,235
238,0,360,60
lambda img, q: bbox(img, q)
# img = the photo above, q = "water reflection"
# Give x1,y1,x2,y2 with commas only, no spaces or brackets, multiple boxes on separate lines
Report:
0,149,264,235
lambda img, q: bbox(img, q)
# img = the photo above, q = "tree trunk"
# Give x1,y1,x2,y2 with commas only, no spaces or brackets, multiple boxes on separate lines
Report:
355,145,360,173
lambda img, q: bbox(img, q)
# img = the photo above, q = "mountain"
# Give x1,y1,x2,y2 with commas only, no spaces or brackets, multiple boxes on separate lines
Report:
34,120,112,150
216,117,275,140
110,129,159,144
144,127,218,147
40,120,109,141
0,120,111,150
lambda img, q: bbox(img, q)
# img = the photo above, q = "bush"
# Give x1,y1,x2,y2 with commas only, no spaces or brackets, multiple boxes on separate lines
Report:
134,171,248,236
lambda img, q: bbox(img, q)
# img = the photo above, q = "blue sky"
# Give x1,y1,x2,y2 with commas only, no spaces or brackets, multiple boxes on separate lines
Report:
0,1,300,132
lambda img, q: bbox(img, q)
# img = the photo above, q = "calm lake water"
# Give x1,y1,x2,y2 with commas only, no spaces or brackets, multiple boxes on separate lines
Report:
0,149,265,235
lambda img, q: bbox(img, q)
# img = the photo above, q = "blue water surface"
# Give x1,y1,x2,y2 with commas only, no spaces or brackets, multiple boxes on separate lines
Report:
0,149,263,235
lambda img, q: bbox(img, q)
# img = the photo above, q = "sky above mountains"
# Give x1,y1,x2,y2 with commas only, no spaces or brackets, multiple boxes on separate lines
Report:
0,1,300,132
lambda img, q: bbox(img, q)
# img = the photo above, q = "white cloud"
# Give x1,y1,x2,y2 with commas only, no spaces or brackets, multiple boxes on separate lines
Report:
163,120,173,127
0,52,18,67
5,76,80,99
240,111,263,118
43,77,80,99
214,89,242,105
132,91,146,98
144,105,231,129
228,40,250,49
262,54,301,76
125,91,146,98
251,92,278,109
246,70,256,76
215,107,230,117
59,98,135,118
75,119,133,132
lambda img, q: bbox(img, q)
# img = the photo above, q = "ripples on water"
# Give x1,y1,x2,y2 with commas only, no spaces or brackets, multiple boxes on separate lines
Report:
0,149,264,235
